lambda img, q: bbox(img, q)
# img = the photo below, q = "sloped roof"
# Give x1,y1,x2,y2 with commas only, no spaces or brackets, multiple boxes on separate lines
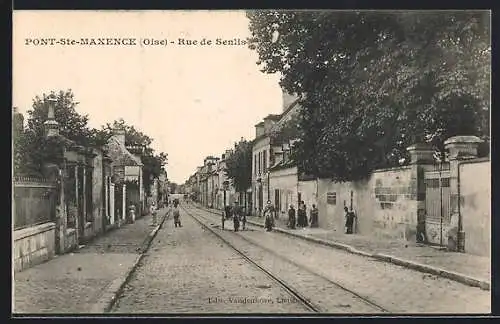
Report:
105,137,143,167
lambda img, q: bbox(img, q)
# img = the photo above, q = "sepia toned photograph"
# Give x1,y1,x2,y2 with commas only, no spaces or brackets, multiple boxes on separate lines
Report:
12,9,491,315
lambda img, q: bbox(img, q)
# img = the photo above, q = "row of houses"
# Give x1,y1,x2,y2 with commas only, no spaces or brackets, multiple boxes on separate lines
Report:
184,151,240,211
13,104,169,272
184,88,490,257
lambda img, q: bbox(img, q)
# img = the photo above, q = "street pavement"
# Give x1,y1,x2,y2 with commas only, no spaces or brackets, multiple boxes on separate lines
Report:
204,206,490,285
111,207,312,313
195,206,490,313
13,209,169,314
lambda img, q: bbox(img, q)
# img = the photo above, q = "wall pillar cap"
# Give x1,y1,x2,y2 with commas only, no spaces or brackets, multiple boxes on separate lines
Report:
444,135,483,145
406,143,433,152
444,135,482,160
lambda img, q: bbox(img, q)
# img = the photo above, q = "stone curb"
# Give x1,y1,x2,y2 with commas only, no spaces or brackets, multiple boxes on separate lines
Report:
197,205,490,291
89,209,170,313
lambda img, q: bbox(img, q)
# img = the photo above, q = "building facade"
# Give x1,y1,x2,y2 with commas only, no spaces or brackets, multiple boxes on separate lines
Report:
252,90,301,216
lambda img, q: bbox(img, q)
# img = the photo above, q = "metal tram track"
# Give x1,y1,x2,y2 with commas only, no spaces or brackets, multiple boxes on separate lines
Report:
182,205,321,313
182,205,390,313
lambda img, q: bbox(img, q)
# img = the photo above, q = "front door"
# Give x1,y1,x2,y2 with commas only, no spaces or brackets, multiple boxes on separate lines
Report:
424,166,451,246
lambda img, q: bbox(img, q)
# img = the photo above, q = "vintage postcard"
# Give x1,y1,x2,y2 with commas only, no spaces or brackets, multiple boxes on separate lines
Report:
12,9,491,315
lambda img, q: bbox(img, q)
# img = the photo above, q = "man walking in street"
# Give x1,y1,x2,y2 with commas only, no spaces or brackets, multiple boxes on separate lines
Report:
232,201,240,232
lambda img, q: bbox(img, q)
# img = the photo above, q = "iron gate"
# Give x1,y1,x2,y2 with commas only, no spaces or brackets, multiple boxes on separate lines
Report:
424,166,451,246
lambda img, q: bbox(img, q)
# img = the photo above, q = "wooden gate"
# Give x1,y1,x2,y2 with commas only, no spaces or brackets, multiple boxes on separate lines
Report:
424,165,451,246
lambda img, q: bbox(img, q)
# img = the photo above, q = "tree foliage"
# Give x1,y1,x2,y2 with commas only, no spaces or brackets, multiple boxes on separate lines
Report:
247,10,490,181
13,90,168,191
225,140,252,193
269,112,302,146
14,90,100,177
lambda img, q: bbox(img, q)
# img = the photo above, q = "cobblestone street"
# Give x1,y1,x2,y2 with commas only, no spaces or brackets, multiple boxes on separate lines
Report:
186,206,491,314
112,208,311,313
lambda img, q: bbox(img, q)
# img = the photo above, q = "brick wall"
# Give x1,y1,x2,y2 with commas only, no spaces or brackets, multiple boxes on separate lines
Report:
13,222,56,272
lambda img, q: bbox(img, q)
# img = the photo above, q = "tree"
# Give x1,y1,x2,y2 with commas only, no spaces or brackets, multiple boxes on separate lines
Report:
15,90,100,177
225,140,252,196
269,112,302,147
247,11,490,181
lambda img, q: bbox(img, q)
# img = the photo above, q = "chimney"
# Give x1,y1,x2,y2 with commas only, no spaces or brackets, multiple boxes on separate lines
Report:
44,97,59,137
255,121,265,138
263,115,280,134
113,127,126,146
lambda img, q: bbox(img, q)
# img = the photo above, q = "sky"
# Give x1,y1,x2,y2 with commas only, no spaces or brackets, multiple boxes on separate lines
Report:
13,10,284,184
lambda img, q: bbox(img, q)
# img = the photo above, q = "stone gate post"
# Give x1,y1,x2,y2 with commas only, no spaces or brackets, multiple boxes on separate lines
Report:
406,143,436,243
444,135,482,252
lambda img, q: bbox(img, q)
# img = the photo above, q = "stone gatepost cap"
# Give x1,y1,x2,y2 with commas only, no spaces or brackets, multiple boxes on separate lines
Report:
406,143,434,151
444,136,483,145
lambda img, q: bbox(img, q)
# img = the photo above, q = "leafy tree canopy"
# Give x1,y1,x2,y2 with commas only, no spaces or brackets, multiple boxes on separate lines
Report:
225,140,252,193
14,90,168,191
15,90,100,176
247,10,490,181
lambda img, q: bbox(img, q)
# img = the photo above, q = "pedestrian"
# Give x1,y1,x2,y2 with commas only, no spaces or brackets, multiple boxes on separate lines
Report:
233,201,240,232
344,206,355,234
263,200,274,232
310,204,319,228
288,204,296,229
221,208,225,230
239,204,247,231
173,205,182,228
296,201,304,228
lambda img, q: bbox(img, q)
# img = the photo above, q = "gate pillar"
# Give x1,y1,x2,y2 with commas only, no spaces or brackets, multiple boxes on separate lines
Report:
444,135,482,252
407,143,435,243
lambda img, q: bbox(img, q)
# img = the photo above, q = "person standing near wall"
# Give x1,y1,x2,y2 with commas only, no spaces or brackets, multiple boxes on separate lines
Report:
288,205,296,229
344,206,356,234
309,204,319,228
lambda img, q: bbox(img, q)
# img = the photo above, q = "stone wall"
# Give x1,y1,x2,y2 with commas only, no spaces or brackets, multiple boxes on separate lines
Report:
298,180,318,211
65,228,78,252
460,159,490,256
269,166,298,215
317,166,417,240
13,222,56,272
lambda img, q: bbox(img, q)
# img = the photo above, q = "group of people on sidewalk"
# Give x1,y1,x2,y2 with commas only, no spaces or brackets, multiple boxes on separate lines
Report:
220,199,356,235
286,201,319,230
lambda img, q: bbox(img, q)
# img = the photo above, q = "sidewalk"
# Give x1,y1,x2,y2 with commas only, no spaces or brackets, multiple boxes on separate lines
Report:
13,207,170,314
200,205,490,290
